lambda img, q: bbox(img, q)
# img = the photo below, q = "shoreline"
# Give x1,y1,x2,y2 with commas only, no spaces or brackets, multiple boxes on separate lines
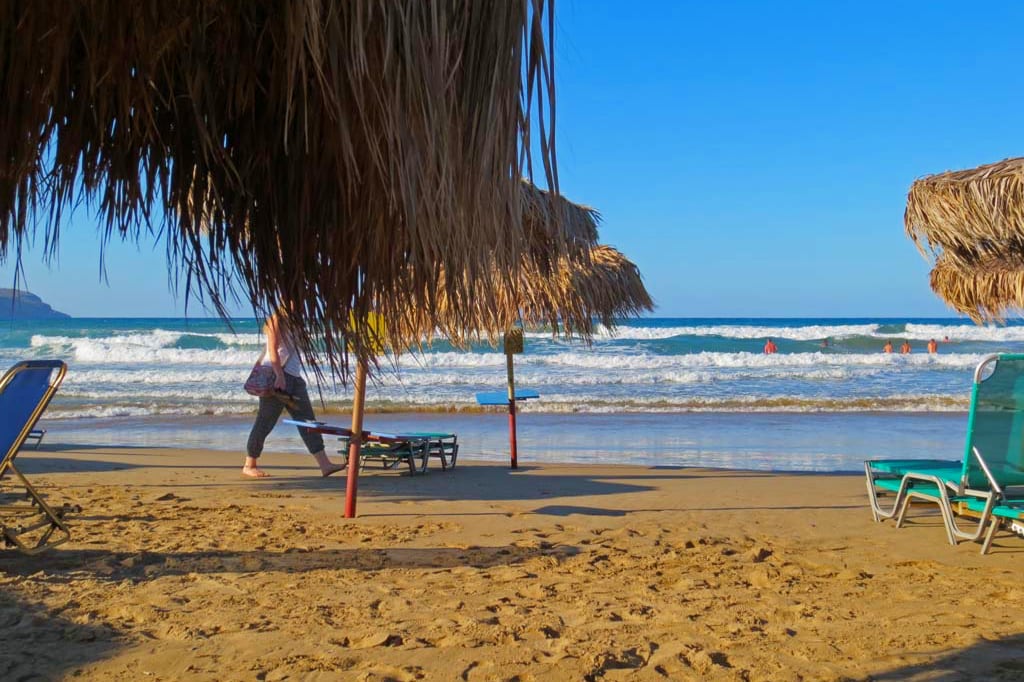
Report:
37,410,968,474
3,445,1022,680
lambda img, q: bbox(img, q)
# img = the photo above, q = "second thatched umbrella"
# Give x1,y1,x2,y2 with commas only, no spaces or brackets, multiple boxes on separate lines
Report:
339,185,650,514
906,156,1024,321
492,243,653,469
395,242,652,474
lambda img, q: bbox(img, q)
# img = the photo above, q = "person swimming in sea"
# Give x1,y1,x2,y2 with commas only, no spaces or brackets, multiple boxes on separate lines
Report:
883,340,894,354
900,340,911,354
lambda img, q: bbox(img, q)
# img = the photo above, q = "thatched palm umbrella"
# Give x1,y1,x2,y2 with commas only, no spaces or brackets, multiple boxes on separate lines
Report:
508,244,654,334
926,252,1024,321
0,0,561,373
393,241,651,477
906,157,1024,321
0,3,651,515
341,191,650,513
485,243,652,469
340,241,650,512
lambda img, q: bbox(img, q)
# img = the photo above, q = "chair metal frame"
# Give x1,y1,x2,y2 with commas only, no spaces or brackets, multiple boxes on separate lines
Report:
865,354,1024,554
0,360,73,554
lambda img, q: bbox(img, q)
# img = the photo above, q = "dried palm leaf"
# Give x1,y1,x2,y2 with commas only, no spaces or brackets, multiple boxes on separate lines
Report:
929,253,1024,322
0,0,561,377
906,157,1024,320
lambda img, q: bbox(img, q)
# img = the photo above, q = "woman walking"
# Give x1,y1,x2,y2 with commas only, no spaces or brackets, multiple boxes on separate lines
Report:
243,309,346,478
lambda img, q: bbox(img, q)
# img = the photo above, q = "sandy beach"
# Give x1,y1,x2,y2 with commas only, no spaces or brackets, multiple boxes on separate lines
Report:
2,445,1023,681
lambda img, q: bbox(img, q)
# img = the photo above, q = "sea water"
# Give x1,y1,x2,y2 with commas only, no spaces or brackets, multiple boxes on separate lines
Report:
6,317,1009,471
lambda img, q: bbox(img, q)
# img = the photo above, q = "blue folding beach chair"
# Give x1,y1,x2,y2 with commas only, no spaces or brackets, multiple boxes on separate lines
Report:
0,360,74,554
865,354,1024,553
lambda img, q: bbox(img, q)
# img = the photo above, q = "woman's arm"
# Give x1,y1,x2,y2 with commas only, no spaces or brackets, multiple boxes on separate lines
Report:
265,312,287,390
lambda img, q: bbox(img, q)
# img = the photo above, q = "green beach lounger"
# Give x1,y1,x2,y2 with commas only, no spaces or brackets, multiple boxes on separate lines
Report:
960,496,1024,554
403,432,459,470
282,420,432,475
356,434,431,475
335,431,431,475
865,354,1024,552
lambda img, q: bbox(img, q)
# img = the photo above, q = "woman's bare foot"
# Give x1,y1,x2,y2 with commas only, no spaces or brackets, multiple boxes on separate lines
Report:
320,461,347,478
242,456,269,478
312,450,347,477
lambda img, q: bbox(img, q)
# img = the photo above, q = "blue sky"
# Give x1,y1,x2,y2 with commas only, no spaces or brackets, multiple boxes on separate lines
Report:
5,1,1024,318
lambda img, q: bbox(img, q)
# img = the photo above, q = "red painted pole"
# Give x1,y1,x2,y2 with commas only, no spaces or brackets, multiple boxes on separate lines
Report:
507,352,518,469
344,359,367,518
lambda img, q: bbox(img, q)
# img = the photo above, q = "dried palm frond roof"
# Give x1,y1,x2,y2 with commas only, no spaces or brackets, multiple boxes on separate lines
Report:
906,157,1024,268
929,252,1024,322
520,180,600,263
404,243,653,348
515,243,653,336
185,175,605,353
0,0,561,375
906,157,1024,321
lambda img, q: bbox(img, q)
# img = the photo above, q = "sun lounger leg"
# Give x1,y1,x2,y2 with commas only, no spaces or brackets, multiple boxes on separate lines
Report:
895,484,959,546
1,464,73,554
864,462,910,522
865,462,882,522
934,492,960,546
980,517,1001,555
894,488,913,529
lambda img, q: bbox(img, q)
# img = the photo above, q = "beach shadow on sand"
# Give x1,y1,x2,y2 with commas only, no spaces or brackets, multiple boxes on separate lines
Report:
13,456,155,474
0,590,120,680
0,543,577,581
867,633,1024,681
34,443,174,453
531,505,629,517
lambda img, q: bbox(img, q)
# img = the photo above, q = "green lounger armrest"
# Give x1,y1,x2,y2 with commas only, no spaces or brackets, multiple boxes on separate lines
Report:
872,478,943,497
963,497,1024,520
867,459,960,475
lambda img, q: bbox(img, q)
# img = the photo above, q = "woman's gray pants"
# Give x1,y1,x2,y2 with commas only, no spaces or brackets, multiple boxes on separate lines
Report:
246,373,324,458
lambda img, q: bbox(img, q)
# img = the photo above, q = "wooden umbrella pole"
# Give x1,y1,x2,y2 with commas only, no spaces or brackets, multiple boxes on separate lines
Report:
344,359,368,518
506,351,518,469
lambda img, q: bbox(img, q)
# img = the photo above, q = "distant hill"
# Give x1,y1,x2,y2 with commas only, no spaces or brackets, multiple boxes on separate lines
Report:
0,289,70,319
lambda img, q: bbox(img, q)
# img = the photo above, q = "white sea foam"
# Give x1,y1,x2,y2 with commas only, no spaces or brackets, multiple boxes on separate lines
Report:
212,332,263,346
901,323,1024,342
46,403,252,419
525,321,1024,343
21,319,998,419
49,351,981,403
30,335,257,365
62,364,883,393
586,323,881,341
524,350,984,371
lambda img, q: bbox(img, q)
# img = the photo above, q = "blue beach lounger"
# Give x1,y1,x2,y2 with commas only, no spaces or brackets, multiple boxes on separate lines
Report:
865,354,1024,552
0,360,74,554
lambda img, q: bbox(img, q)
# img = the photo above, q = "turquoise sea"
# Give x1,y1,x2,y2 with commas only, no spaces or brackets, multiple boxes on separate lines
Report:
8,316,1011,472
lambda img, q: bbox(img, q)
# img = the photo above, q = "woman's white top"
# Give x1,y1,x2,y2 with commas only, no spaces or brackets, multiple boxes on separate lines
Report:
262,327,303,378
